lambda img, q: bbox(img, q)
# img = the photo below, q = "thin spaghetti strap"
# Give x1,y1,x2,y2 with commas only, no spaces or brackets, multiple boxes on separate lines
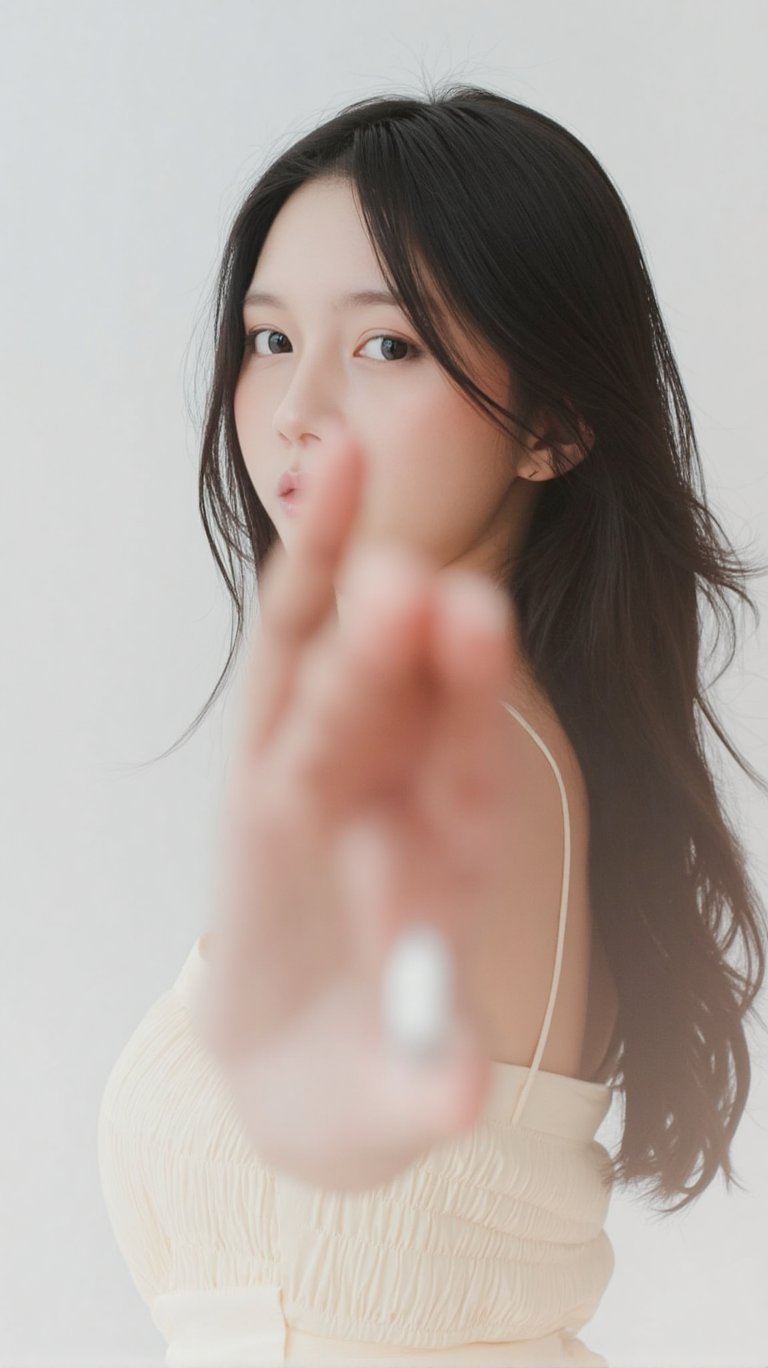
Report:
500,701,572,1127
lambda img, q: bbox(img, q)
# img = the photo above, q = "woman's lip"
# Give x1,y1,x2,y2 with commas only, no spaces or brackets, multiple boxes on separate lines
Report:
277,470,303,497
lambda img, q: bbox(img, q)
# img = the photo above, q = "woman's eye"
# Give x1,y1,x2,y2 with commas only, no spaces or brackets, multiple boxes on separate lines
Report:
245,328,291,356
359,335,419,362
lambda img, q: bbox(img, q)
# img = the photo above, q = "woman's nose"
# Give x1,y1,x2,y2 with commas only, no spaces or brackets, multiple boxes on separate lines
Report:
271,354,342,446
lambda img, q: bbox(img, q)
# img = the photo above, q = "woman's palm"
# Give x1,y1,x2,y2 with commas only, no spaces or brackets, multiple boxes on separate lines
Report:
193,428,520,1190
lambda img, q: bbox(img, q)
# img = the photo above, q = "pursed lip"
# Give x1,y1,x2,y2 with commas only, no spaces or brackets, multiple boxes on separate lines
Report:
277,470,303,497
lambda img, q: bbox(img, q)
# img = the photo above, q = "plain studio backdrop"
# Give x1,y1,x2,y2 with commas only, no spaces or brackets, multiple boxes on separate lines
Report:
1,2,766,1365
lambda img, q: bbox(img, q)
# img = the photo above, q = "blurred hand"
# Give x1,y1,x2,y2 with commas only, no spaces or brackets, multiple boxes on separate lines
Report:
193,425,521,1190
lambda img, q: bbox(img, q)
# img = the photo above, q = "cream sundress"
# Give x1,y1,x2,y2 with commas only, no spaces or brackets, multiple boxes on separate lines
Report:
97,702,616,1366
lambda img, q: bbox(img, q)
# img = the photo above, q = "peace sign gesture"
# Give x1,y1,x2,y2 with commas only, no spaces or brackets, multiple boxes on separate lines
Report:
192,425,521,1191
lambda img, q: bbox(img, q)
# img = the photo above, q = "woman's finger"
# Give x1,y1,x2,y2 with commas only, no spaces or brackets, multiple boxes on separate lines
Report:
274,544,436,816
424,571,519,875
240,429,366,758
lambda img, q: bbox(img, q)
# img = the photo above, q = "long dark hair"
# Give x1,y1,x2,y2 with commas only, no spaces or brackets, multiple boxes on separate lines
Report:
134,83,767,1214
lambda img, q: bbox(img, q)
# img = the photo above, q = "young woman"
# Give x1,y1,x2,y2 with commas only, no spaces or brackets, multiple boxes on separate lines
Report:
97,85,767,1367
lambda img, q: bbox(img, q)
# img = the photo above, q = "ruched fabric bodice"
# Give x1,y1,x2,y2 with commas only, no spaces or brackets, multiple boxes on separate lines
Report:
97,703,616,1366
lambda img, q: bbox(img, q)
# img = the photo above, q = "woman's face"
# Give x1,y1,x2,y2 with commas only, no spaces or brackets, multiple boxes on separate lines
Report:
234,176,540,583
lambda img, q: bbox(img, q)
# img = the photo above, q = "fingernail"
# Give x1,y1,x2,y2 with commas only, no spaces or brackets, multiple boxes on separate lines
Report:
381,924,455,1062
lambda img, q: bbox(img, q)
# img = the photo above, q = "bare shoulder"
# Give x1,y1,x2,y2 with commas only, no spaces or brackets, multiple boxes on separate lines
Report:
460,672,597,1080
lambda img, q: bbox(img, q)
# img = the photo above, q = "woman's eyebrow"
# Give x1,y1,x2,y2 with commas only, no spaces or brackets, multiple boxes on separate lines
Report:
242,288,402,310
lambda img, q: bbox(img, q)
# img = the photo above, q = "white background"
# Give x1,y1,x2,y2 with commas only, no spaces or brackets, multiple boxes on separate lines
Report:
1,2,766,1365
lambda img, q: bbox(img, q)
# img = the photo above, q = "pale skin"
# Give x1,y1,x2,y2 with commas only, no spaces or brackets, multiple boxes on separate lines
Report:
192,178,592,1191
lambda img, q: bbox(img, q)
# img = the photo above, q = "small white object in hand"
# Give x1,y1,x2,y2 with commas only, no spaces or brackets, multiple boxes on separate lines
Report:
381,924,454,1062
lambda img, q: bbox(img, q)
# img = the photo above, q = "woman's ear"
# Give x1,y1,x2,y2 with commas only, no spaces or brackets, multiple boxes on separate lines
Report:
518,403,594,482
